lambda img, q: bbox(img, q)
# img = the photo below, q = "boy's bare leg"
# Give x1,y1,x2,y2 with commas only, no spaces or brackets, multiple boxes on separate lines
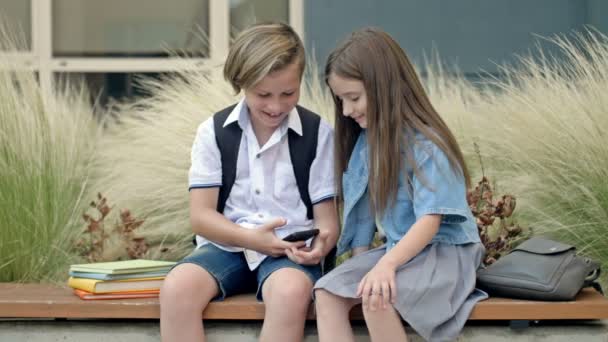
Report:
363,303,408,342
259,268,313,342
315,289,359,342
160,263,219,342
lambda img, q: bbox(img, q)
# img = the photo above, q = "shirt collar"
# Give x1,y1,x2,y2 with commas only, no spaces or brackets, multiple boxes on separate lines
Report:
222,98,248,130
223,98,303,136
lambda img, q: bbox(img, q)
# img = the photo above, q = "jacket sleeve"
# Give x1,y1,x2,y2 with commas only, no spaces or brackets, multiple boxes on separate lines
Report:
338,189,376,255
411,142,471,224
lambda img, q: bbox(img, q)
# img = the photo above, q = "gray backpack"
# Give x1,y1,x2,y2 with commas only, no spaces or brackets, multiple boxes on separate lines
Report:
476,237,602,301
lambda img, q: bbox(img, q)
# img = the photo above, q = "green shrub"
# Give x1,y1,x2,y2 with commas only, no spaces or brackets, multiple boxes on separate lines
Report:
0,75,100,282
430,30,608,286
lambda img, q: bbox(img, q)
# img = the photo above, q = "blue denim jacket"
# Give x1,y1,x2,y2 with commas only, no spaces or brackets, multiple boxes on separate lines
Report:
337,131,481,256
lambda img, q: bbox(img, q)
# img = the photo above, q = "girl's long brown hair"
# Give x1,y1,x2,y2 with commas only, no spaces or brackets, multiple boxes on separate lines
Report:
326,27,470,217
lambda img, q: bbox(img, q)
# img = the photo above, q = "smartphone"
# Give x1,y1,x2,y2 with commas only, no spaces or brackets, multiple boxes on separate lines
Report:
282,229,320,242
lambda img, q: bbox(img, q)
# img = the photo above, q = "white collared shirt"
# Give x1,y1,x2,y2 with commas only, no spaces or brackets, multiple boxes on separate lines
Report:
189,99,335,251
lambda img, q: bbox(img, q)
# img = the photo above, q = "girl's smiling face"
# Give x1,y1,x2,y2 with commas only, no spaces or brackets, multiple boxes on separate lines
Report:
328,73,368,128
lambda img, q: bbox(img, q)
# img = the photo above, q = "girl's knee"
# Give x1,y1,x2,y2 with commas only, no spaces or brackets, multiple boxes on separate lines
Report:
314,289,358,313
314,289,333,303
314,289,336,314
361,303,398,318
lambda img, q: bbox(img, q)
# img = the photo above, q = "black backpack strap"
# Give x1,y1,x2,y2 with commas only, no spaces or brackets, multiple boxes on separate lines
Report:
213,104,240,214
288,106,321,220
288,106,338,273
192,104,239,247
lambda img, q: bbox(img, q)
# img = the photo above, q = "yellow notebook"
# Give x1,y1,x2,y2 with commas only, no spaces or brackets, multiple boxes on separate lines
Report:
69,259,175,275
68,276,164,294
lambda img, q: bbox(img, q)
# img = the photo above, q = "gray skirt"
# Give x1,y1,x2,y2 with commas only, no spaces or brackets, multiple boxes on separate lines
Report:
314,242,488,342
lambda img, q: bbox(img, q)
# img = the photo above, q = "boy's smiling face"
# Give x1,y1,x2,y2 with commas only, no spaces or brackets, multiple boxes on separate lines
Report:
244,62,301,133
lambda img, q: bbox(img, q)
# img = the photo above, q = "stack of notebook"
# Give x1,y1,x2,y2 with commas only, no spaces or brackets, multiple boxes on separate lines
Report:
68,259,176,300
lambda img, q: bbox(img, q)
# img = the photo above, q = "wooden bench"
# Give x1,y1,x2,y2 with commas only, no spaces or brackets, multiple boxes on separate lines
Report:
2,283,608,328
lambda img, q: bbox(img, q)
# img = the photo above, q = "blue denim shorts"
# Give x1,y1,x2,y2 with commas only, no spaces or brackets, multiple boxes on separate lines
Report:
176,243,322,301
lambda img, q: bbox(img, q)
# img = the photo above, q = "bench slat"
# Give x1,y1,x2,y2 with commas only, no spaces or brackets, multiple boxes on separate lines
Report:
1,283,607,321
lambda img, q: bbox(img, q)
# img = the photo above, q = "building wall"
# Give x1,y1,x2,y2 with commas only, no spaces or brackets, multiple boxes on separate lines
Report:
588,0,608,33
305,0,606,75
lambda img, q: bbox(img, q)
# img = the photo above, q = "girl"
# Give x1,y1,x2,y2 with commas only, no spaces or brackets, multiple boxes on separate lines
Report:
314,27,487,342
160,22,339,342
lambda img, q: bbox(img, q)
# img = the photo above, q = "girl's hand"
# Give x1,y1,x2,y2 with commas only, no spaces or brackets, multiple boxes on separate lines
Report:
356,259,398,311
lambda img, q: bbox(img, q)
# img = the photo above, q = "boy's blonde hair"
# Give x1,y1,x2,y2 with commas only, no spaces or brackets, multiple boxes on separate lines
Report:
223,22,305,93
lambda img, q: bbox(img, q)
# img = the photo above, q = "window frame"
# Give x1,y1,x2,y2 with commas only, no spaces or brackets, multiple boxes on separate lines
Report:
0,0,304,93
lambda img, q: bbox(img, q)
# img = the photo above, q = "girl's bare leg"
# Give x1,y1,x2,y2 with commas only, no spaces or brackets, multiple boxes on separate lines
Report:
363,303,408,342
315,289,360,342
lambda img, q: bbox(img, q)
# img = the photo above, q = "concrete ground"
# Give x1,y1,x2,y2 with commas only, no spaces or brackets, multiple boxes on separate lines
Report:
0,319,607,341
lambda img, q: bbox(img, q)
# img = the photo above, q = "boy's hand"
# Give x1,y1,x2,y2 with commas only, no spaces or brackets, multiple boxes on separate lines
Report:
247,218,305,257
285,230,329,265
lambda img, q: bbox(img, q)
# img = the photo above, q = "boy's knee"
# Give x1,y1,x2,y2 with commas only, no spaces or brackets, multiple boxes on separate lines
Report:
264,282,312,321
160,277,191,309
160,264,217,309
265,274,312,309
276,280,312,302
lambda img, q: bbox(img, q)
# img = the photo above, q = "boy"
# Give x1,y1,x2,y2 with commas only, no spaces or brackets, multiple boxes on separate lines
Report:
160,22,338,342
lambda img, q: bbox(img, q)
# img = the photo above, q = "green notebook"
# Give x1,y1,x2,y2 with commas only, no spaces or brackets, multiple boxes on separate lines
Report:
69,259,176,275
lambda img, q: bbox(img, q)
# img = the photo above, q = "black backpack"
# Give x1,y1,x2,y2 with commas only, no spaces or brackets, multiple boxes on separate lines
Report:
211,104,337,272
192,104,337,271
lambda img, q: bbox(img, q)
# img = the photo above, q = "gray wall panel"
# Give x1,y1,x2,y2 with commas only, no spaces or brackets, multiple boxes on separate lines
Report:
305,0,604,75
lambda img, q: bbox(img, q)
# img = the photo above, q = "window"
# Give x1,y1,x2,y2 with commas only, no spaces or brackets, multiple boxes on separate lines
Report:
230,0,289,33
0,0,303,105
55,72,174,107
0,0,31,50
52,0,209,57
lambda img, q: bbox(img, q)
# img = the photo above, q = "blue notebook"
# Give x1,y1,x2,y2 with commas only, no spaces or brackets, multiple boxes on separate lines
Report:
68,270,169,281
69,259,175,274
